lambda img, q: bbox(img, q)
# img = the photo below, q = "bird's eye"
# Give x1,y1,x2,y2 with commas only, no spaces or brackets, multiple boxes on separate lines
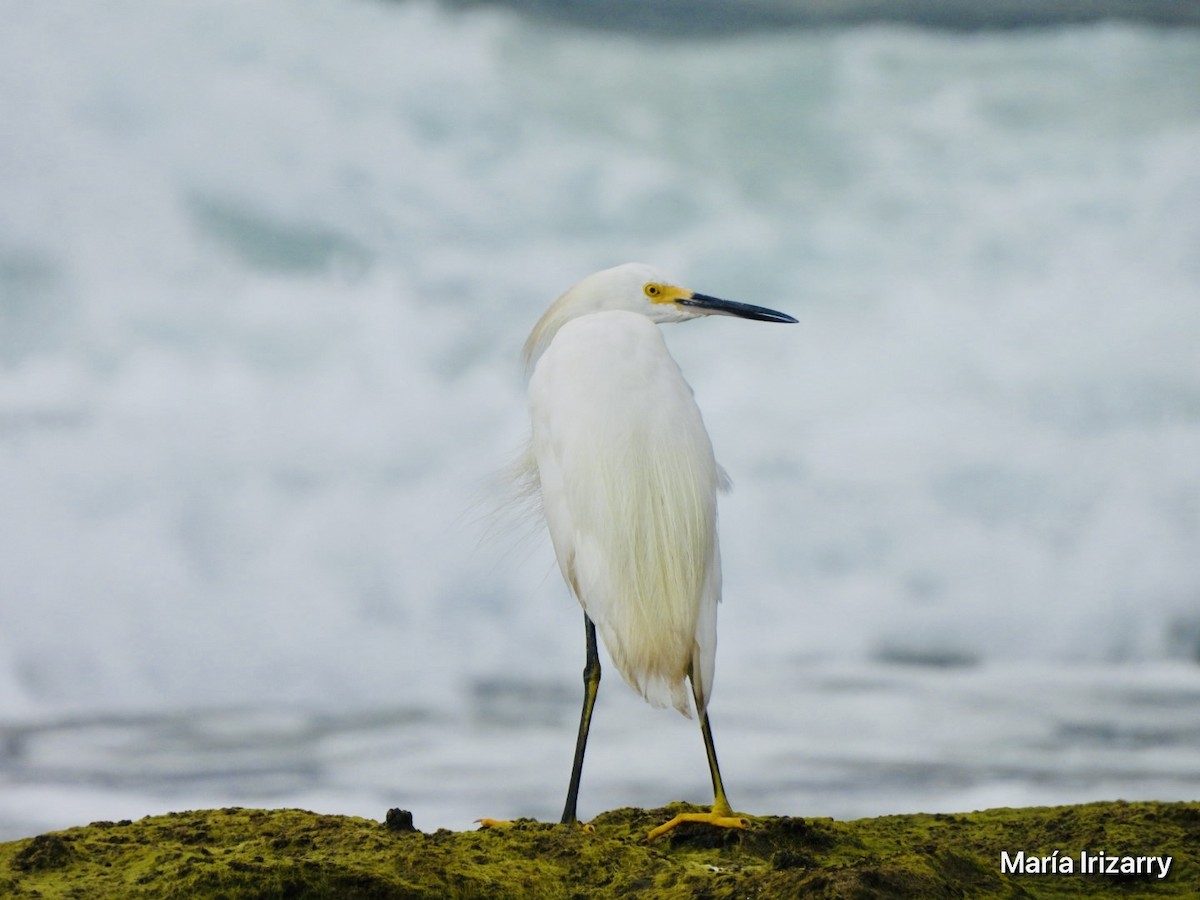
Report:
644,283,661,298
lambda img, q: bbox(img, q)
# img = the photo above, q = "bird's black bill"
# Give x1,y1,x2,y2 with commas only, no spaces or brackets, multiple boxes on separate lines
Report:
681,293,797,324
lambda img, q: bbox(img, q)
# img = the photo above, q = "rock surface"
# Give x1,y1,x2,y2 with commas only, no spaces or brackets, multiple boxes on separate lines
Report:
2,801,1197,897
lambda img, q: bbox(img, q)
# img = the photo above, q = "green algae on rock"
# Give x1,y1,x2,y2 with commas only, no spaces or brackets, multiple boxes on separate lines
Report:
1,801,1197,898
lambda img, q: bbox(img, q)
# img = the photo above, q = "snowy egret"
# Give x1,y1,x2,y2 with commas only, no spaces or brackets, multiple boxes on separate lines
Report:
520,263,796,839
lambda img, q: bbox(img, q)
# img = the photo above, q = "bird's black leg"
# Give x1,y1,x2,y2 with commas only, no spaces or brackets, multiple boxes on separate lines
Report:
697,694,734,819
561,614,601,824
646,671,747,839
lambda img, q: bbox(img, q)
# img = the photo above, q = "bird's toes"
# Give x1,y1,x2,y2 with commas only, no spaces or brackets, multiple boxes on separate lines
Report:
475,817,514,829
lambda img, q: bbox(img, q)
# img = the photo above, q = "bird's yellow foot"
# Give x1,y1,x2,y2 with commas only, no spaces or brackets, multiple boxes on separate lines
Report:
475,818,514,829
560,820,597,833
647,810,749,841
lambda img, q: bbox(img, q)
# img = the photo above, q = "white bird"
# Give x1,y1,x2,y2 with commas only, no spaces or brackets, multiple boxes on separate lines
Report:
519,263,796,839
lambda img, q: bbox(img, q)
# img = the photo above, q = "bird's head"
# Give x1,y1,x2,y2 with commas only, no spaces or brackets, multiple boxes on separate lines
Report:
523,263,796,371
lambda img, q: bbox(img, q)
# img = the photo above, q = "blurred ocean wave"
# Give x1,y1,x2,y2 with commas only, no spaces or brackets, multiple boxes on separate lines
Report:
1,0,1197,839
443,0,1200,33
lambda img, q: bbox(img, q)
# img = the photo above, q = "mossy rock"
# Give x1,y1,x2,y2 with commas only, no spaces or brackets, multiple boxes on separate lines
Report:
1,800,1197,898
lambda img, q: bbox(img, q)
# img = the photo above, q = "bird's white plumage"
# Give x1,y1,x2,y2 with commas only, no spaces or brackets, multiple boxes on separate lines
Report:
522,263,730,718
529,311,723,716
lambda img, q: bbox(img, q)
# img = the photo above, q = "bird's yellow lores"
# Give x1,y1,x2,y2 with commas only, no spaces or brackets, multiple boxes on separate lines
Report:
514,263,797,840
